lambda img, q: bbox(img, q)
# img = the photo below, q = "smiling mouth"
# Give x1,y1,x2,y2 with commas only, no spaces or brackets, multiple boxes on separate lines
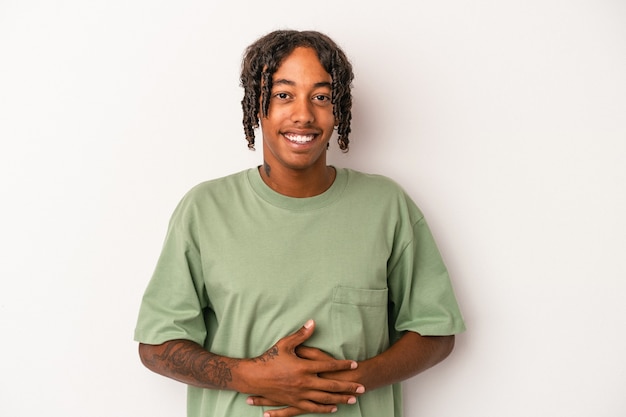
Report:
284,133,315,144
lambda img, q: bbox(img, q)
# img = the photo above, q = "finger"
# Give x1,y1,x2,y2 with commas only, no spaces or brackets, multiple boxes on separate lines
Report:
248,392,357,408
246,396,283,407
280,319,316,350
263,405,337,417
307,358,358,374
295,345,334,361
307,377,365,396
297,390,358,407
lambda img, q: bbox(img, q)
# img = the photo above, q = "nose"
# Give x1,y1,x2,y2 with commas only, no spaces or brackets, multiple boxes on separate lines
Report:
290,97,314,124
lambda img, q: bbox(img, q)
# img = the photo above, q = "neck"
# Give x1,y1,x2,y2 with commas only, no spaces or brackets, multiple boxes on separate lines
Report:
258,163,336,198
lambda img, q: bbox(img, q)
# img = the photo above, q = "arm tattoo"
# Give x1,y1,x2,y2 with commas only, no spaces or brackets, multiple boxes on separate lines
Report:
146,340,234,389
251,345,279,363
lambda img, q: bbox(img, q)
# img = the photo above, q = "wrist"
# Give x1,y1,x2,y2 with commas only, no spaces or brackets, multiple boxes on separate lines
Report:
230,358,256,394
353,358,378,391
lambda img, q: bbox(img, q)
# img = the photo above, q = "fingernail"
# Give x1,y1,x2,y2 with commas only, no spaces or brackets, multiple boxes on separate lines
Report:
348,396,357,404
263,413,270,417
246,398,253,405
331,406,338,413
350,361,358,369
356,386,365,394
304,319,314,329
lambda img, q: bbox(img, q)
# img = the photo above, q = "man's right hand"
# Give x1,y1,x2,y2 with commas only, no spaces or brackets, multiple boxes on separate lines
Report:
240,319,365,417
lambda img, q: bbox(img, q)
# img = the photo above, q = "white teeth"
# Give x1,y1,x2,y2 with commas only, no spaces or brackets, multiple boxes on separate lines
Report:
285,134,314,144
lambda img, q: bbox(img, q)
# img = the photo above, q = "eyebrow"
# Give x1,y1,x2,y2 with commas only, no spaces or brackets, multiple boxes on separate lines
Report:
273,78,332,89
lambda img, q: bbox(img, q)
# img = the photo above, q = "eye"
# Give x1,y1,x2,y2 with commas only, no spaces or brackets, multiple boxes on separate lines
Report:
313,94,331,104
273,92,290,100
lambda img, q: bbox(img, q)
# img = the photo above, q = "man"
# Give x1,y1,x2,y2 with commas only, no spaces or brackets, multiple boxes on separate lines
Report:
134,30,465,417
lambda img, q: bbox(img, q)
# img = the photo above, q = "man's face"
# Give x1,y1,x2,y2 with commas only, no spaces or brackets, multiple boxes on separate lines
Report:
259,47,336,174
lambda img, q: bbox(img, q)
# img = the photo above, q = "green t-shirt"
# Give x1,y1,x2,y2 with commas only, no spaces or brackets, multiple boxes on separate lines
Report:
135,167,465,417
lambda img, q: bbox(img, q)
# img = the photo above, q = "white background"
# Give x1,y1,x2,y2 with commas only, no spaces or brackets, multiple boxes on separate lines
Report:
1,1,625,416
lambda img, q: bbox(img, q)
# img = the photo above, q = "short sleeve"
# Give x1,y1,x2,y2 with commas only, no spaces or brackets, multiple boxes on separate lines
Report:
134,196,209,346
387,215,465,340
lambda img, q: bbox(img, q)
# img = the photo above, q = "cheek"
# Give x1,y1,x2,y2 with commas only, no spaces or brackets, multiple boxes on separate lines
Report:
262,108,287,127
259,119,282,144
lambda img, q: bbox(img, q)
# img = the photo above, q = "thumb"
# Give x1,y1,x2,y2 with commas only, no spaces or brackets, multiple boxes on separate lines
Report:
285,319,316,349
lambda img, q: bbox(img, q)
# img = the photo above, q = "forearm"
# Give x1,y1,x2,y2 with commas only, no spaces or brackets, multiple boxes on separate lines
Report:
138,322,365,416
354,332,455,391
138,339,246,391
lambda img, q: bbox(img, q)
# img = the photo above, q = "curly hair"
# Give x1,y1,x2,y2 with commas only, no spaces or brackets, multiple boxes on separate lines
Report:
240,30,354,152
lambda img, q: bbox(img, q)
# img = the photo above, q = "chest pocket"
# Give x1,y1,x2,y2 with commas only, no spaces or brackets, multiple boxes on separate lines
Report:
331,286,390,361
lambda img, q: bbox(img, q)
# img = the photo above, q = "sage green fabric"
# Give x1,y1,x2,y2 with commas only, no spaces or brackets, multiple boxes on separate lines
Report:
134,167,465,417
